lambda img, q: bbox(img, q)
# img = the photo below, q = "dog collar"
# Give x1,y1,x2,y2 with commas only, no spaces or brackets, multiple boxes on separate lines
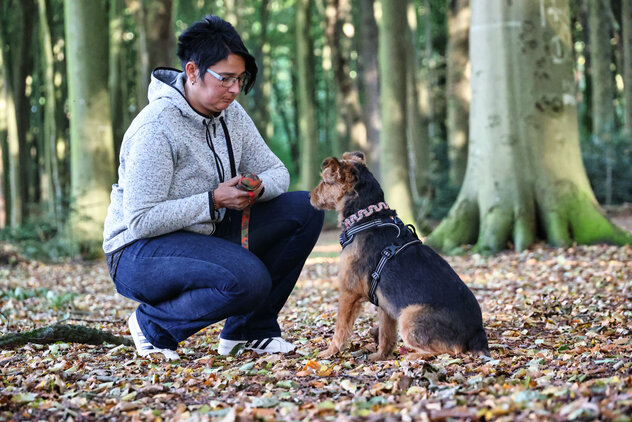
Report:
341,202,390,230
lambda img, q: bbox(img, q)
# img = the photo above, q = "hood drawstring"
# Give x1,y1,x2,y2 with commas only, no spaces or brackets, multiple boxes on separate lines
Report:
204,120,225,183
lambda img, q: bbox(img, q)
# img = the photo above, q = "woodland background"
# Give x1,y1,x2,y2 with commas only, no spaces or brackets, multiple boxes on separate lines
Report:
0,0,631,258
1,1,632,420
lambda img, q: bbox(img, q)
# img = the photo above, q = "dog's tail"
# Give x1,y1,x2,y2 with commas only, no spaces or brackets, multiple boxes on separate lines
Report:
467,328,490,357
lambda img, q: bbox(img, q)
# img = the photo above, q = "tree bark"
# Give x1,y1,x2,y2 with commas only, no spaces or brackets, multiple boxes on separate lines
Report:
378,0,416,225
0,324,132,349
128,0,174,110
623,0,632,136
250,0,272,139
296,0,319,190
229,0,272,140
38,0,63,231
588,0,616,205
406,2,431,200
325,0,368,155
0,0,36,228
64,0,115,255
427,0,631,254
446,0,470,187
358,0,381,179
110,0,126,169
0,46,6,228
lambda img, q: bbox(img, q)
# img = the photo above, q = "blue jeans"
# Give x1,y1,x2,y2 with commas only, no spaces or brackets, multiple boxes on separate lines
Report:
106,191,324,350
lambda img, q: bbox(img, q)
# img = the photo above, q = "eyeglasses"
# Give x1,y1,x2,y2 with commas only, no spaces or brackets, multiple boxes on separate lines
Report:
206,68,249,89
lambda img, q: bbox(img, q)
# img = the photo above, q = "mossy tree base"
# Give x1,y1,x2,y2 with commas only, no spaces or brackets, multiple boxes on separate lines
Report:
427,182,632,255
426,0,632,255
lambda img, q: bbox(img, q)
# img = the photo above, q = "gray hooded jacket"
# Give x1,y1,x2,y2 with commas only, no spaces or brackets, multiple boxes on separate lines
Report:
102,68,289,253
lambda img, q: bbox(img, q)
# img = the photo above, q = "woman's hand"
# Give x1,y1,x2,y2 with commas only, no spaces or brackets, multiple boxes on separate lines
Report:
213,176,263,210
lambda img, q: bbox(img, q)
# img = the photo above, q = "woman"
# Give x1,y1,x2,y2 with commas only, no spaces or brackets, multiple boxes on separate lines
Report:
103,15,324,360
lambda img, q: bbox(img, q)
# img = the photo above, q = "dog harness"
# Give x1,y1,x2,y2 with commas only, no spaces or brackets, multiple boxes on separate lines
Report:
339,205,422,306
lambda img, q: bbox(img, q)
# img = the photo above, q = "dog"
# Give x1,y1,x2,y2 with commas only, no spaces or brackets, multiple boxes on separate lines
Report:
310,151,490,361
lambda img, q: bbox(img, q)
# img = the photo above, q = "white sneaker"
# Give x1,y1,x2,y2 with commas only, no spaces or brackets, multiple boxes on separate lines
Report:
127,312,180,360
217,337,297,355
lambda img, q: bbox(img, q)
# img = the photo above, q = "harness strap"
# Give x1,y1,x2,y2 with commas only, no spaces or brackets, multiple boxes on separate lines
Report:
368,239,422,306
339,217,402,249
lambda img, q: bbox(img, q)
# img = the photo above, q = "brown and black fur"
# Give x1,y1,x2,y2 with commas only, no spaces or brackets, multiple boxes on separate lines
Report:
310,151,490,361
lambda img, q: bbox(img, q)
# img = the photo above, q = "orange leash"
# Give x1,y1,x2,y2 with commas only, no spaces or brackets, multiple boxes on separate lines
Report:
237,173,261,249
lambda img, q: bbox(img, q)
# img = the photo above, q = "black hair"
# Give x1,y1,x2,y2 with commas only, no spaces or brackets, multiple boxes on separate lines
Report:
177,15,257,94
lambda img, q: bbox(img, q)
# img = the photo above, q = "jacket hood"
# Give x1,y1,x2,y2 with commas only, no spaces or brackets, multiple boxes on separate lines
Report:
148,67,225,123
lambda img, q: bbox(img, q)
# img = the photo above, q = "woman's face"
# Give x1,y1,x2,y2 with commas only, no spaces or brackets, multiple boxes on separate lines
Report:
185,53,246,115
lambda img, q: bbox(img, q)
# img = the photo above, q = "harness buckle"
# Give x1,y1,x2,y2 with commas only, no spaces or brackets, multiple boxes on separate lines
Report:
371,271,379,280
382,245,398,257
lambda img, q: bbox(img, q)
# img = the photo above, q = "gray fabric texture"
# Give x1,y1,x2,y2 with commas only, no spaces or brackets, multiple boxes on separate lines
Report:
103,68,289,253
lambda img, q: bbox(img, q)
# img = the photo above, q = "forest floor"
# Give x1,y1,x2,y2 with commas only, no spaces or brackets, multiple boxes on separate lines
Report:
1,207,631,421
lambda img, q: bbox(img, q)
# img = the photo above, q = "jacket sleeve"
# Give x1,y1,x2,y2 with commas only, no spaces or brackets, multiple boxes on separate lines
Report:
233,107,290,200
121,123,217,239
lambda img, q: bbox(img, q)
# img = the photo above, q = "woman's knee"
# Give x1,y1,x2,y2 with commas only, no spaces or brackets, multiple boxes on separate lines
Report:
290,191,325,232
225,261,272,309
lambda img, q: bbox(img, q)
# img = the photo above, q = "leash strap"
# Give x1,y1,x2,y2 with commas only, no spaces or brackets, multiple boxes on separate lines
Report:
237,174,261,249
368,239,422,306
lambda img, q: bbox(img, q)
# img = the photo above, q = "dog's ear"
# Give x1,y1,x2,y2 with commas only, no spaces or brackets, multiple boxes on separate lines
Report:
321,157,342,183
321,157,340,171
342,151,366,165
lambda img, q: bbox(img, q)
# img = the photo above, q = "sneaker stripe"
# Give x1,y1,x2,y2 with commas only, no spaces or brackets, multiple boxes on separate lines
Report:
250,339,263,349
260,338,274,349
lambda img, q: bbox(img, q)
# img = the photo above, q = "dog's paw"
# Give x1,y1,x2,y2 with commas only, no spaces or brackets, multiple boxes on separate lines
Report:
317,349,334,359
368,352,388,362
368,326,379,344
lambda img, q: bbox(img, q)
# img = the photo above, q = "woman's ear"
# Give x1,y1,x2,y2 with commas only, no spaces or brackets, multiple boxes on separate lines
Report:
185,61,200,84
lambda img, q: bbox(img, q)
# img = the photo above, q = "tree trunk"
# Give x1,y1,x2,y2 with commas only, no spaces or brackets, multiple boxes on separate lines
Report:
230,0,272,139
0,324,132,349
128,0,174,110
0,47,6,228
296,0,319,190
446,0,470,187
110,0,126,169
325,0,368,155
359,0,381,180
406,1,431,201
623,0,632,136
427,0,631,254
38,0,62,230
14,1,35,219
64,0,115,255
588,0,616,205
250,0,272,139
0,0,35,228
378,0,415,225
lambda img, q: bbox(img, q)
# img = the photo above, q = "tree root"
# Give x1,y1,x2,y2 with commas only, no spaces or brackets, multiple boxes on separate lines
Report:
0,323,132,349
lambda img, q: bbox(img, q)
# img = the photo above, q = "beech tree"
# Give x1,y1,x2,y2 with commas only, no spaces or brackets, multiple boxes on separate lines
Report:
296,0,319,190
64,0,115,254
446,0,470,187
623,0,632,135
378,0,415,224
588,0,616,205
427,0,631,254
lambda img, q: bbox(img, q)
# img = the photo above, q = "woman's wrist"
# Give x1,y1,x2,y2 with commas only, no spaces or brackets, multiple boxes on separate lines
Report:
209,189,219,218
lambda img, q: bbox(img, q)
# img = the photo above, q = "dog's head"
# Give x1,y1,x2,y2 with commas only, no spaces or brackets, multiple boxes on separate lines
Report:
309,151,367,212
